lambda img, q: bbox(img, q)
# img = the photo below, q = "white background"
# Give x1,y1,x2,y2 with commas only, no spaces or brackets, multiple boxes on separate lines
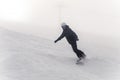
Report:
0,0,120,39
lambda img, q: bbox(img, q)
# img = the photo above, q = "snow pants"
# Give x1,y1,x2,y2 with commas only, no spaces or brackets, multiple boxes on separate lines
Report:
70,41,85,58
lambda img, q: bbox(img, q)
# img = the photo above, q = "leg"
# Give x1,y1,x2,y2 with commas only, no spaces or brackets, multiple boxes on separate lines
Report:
78,50,86,58
70,41,83,58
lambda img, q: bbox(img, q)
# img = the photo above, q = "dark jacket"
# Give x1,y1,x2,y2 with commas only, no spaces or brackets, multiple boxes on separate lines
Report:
56,25,79,44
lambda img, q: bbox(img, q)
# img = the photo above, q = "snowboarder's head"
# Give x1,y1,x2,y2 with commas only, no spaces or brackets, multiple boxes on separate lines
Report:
61,22,69,30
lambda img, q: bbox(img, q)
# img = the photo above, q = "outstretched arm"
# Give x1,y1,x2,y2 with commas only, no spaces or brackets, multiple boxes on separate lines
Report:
54,31,65,43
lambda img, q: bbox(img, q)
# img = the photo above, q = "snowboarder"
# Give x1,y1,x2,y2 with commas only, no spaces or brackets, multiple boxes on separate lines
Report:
54,23,86,61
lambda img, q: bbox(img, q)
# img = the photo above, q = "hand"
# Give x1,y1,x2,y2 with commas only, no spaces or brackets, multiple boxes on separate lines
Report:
54,40,57,43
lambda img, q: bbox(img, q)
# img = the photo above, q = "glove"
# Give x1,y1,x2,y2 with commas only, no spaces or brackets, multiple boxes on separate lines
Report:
54,40,58,43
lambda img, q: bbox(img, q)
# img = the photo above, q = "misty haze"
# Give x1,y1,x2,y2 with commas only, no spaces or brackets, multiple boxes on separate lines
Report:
0,0,120,80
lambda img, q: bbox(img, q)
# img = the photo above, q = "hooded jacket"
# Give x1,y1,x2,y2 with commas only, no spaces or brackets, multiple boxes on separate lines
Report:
56,25,79,44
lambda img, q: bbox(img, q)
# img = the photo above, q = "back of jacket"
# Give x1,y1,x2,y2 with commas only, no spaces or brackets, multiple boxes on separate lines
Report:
56,25,79,44
64,27,78,44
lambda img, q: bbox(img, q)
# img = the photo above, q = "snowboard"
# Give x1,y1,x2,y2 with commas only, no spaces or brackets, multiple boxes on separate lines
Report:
76,57,86,65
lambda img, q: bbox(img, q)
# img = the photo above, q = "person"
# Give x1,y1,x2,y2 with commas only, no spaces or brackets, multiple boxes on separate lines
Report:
54,23,86,61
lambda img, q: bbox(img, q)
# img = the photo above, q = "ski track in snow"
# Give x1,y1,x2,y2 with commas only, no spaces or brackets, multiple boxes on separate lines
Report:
0,27,120,80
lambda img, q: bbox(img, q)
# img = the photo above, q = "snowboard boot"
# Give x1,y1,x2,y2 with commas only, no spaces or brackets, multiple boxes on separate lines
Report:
77,57,82,62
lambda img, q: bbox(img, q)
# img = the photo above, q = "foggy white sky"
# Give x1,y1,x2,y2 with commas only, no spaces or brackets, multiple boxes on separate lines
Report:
0,0,120,39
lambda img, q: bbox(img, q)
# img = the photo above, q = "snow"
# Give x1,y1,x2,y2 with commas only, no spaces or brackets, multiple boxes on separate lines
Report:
0,27,120,80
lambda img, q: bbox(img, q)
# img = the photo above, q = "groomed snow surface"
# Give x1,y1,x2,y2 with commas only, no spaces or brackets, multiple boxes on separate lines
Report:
0,27,120,80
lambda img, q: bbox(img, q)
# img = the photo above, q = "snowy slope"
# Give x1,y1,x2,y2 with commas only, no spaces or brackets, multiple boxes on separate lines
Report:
0,27,120,80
